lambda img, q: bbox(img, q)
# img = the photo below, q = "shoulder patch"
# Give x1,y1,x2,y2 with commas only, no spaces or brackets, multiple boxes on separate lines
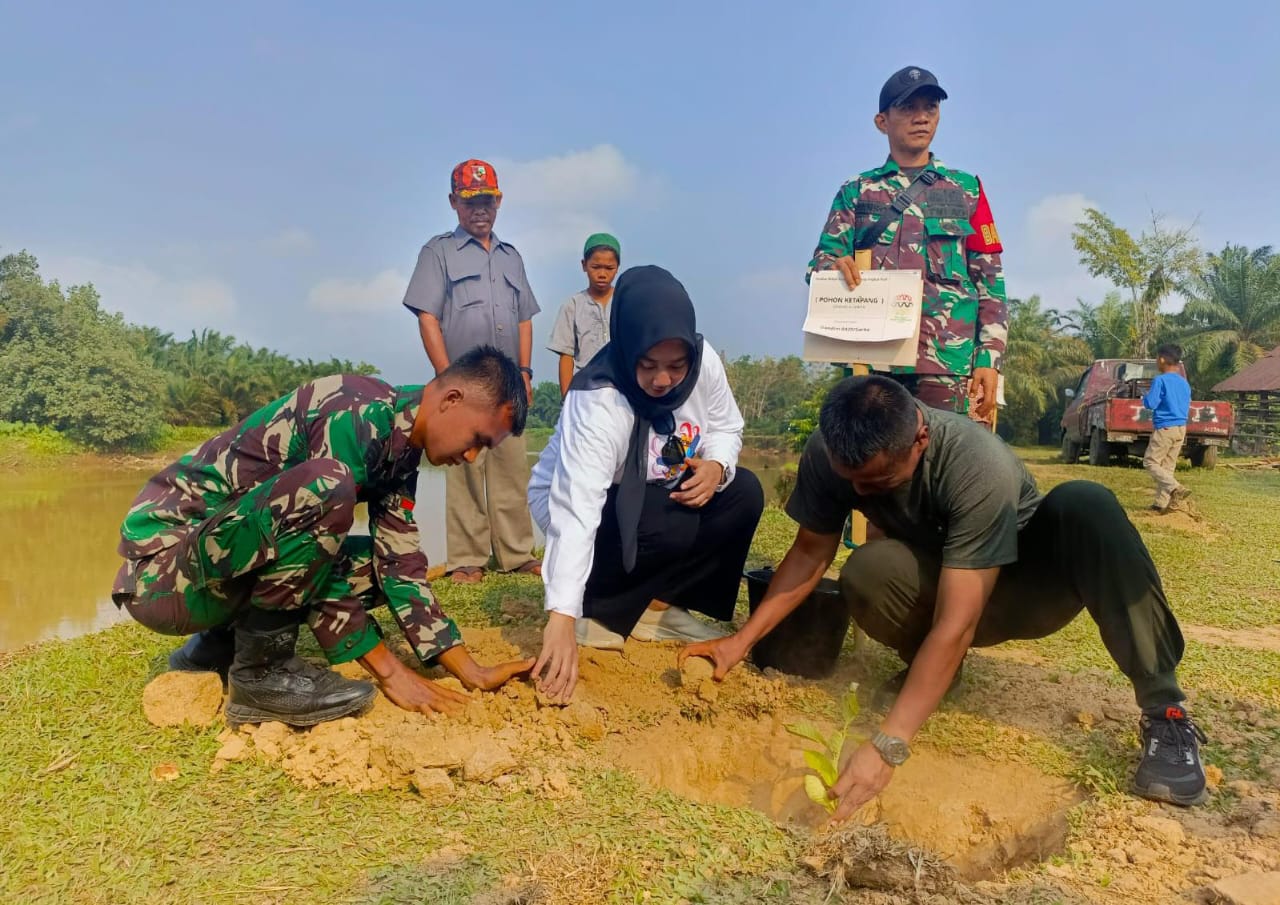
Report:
966,179,1003,254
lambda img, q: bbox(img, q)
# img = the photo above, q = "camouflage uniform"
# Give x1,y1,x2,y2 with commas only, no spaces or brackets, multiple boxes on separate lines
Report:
112,375,461,667
807,156,1007,413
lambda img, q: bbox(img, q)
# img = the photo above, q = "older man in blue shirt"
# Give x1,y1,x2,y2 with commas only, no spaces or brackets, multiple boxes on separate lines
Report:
1142,343,1193,512
403,159,542,582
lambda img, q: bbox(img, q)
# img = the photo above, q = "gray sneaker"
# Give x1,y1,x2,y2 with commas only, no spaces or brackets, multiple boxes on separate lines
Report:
630,607,726,643
574,618,626,651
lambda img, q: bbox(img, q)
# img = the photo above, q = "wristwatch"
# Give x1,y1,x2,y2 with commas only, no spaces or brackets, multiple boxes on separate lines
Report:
519,366,533,378
871,730,911,766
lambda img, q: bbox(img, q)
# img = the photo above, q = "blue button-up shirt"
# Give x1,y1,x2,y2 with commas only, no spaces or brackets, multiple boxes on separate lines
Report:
402,226,540,363
1142,371,1192,429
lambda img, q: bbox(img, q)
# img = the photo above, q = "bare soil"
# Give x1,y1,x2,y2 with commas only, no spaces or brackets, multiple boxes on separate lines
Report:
150,627,1280,902
1185,623,1280,654
142,670,223,727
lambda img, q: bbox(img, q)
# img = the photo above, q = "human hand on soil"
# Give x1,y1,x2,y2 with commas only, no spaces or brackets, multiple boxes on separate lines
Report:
379,669,472,715
828,740,895,824
360,640,472,715
678,633,748,681
533,613,579,703
438,645,535,692
669,457,723,509
834,255,862,290
465,658,537,691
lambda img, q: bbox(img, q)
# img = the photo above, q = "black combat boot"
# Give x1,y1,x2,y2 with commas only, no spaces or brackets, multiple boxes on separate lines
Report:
226,611,376,727
167,625,235,682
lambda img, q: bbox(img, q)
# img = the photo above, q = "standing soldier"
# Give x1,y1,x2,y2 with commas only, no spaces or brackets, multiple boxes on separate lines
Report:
808,65,1007,422
112,349,536,727
403,159,543,584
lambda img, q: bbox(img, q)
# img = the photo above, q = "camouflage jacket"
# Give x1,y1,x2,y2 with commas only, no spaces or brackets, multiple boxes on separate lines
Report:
115,375,461,665
807,156,1007,375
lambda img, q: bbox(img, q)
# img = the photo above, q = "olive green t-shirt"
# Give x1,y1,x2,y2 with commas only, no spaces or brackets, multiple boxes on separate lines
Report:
786,403,1043,569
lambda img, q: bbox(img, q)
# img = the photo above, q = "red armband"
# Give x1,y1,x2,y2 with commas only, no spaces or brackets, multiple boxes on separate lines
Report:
966,179,1003,254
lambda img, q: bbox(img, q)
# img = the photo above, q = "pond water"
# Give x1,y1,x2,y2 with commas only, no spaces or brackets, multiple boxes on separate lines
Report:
0,447,793,652
0,465,452,652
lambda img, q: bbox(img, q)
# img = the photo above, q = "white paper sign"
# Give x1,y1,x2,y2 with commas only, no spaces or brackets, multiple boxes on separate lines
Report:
803,270,923,342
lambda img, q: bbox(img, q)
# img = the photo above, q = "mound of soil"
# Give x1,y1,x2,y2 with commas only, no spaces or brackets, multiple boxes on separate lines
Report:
193,628,1078,880
1132,505,1214,536
142,671,223,727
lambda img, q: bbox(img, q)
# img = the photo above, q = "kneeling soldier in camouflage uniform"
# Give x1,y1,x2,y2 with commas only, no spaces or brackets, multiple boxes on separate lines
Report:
112,346,535,726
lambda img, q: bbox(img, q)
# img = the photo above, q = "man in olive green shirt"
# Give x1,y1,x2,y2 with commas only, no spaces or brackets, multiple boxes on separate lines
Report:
684,375,1207,816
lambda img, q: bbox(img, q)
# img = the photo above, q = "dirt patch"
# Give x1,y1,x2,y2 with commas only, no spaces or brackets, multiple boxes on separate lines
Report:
142,671,223,727
611,712,1078,879
143,623,1280,901
870,753,1078,877
182,628,1078,881
1132,505,1214,536
1186,623,1280,653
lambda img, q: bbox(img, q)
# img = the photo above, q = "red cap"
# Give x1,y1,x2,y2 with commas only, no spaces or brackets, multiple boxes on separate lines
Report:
451,159,501,199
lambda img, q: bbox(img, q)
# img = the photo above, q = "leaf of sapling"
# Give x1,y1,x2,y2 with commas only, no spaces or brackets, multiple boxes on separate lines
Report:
828,730,847,762
805,773,834,812
841,688,860,726
784,722,827,747
803,749,838,788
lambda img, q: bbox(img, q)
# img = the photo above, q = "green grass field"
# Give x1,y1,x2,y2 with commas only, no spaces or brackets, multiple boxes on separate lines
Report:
0,423,222,468
2,451,1277,904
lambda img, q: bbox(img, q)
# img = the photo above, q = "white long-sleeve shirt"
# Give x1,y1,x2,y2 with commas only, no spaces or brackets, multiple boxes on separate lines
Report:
528,340,744,619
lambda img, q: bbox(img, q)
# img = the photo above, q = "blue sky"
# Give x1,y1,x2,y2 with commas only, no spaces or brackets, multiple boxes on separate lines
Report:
2,0,1277,384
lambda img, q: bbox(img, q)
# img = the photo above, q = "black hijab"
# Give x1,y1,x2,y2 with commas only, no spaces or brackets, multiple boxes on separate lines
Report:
570,265,704,572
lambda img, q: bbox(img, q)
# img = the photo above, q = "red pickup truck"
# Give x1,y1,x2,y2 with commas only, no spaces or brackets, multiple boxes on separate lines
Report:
1060,358,1234,468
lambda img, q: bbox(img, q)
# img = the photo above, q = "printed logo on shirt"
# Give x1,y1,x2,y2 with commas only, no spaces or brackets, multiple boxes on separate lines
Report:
649,422,701,482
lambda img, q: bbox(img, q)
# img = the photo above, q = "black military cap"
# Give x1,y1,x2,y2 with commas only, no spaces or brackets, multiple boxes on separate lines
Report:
878,66,948,112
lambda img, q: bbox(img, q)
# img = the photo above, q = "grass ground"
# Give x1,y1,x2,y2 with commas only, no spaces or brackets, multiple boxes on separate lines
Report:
0,425,554,470
1,450,1278,903
0,423,221,469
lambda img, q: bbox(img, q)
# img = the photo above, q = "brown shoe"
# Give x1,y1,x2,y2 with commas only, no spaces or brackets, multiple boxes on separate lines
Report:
512,560,542,577
450,566,486,584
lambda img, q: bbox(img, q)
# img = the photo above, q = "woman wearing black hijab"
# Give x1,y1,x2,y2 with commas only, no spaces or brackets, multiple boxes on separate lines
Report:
528,266,764,700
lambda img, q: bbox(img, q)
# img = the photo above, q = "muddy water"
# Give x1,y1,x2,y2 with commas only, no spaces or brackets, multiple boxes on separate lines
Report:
0,466,450,652
0,466,142,651
0,448,794,653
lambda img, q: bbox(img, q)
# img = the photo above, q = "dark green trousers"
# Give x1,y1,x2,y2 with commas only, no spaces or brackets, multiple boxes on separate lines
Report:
840,481,1185,708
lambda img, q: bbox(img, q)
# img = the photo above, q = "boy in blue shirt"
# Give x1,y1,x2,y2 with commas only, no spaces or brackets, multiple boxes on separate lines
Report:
1142,344,1193,512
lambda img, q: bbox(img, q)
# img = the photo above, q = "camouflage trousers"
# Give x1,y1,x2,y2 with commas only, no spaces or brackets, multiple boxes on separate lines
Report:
117,459,384,647
889,374,970,414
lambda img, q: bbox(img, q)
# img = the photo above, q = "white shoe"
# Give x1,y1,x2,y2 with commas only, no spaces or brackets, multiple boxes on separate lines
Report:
630,606,727,643
575,618,626,651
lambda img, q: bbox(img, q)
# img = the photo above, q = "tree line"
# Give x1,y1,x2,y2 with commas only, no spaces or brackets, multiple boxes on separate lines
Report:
7,207,1278,452
0,251,375,450
523,352,843,448
1000,209,1280,444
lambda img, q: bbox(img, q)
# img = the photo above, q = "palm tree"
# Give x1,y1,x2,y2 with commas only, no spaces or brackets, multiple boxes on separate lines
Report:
1001,296,1094,444
1177,245,1280,389
1065,291,1134,359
